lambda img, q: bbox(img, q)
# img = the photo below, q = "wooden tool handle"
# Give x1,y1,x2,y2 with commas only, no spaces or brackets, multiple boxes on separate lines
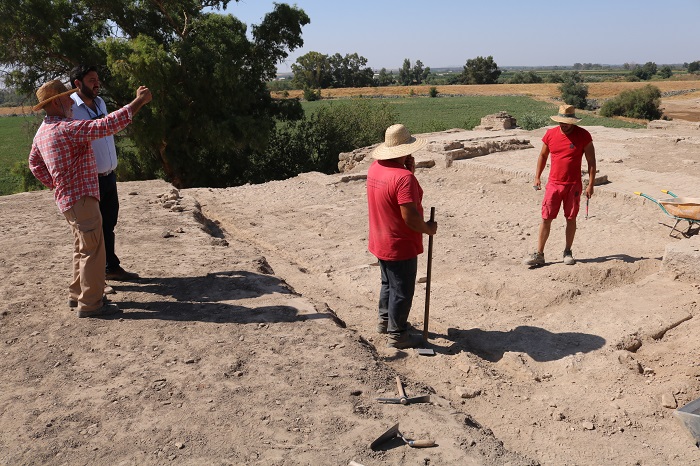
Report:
423,207,435,342
409,439,435,448
395,376,406,399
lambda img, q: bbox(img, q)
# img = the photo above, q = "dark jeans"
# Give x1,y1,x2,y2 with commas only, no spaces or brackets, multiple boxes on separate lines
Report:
98,171,120,271
378,257,418,335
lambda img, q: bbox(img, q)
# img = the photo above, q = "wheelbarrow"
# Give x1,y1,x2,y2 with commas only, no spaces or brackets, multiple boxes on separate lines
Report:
635,190,700,238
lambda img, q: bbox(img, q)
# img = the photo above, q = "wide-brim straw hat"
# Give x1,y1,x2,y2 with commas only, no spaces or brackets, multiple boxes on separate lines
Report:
33,80,78,111
372,124,427,160
550,105,582,124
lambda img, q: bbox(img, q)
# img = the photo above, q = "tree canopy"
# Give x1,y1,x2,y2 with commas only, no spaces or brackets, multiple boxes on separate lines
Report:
0,0,310,188
460,56,501,84
291,51,374,89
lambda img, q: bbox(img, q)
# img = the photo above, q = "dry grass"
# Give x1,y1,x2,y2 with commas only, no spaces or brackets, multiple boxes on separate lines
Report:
0,105,34,116
272,80,700,102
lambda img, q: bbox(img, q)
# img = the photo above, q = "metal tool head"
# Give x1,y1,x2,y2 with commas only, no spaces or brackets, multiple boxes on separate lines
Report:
376,394,431,405
376,397,402,404
370,423,399,450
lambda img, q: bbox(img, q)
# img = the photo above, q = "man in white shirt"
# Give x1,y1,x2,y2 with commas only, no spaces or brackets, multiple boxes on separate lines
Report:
70,65,139,281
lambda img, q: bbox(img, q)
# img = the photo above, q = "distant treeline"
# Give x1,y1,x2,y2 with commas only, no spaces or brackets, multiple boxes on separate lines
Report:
270,54,700,93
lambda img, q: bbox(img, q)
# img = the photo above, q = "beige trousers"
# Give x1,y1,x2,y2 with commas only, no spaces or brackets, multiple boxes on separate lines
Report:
63,196,106,313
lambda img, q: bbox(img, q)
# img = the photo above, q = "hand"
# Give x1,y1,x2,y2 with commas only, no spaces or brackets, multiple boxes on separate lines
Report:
426,220,438,235
136,86,152,104
533,178,541,190
586,184,594,199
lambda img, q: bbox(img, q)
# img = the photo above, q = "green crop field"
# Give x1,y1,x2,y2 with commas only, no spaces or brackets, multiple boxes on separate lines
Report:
301,95,642,134
0,116,40,195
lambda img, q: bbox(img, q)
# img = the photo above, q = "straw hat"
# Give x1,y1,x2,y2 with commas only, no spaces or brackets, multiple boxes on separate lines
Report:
33,80,78,111
372,124,427,160
550,105,582,124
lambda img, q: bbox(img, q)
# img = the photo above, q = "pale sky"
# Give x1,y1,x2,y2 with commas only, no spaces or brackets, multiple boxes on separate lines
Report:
223,0,700,72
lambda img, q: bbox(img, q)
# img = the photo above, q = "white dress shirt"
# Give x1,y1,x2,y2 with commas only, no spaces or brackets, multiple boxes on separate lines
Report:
70,93,118,175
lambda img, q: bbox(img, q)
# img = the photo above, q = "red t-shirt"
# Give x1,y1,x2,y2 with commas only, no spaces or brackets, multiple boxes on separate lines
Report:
542,125,592,185
367,159,424,261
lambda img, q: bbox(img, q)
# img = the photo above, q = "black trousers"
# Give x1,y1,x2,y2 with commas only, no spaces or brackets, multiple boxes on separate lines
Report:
98,171,120,271
377,257,418,335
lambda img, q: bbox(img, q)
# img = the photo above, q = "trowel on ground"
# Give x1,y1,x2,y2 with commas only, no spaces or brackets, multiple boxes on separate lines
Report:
370,422,435,450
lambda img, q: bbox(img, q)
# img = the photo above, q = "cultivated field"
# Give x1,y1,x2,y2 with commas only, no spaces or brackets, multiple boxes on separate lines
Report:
5,80,700,117
272,80,700,100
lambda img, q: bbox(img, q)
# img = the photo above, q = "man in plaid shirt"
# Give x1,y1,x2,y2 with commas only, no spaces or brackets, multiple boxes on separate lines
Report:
29,80,152,318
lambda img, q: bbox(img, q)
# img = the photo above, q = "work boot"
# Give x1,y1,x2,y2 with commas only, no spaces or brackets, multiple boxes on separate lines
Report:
524,251,545,266
386,332,423,349
69,291,111,308
563,249,576,265
106,266,140,281
77,303,122,318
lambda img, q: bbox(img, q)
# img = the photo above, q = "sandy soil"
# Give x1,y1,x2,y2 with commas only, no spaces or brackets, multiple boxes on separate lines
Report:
2,108,700,464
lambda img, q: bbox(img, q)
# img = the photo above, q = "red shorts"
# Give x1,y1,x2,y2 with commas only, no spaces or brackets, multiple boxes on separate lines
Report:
542,182,581,220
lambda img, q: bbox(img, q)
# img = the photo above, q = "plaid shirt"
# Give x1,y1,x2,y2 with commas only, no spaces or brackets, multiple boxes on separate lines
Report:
29,105,133,212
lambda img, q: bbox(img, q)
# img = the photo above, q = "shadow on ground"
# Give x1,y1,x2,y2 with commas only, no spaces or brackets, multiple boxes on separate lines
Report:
442,325,606,362
106,270,336,324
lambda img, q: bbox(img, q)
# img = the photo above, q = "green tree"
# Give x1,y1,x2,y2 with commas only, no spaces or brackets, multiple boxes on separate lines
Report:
292,51,332,89
631,62,658,80
461,56,501,84
376,68,394,86
398,59,412,85
600,84,662,120
0,1,310,188
658,65,673,79
687,61,700,73
558,72,588,109
412,60,430,85
328,53,374,88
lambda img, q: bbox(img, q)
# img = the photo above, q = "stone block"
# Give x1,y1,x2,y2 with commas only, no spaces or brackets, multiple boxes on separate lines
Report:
662,235,700,282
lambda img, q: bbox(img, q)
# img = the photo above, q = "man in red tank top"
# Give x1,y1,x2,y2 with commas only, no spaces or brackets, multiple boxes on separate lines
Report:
524,105,596,267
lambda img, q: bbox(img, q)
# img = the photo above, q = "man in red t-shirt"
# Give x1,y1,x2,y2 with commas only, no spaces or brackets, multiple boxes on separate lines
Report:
367,124,437,349
524,105,596,267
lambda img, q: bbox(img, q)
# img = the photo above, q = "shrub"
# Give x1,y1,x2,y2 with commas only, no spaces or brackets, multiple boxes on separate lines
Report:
559,79,588,110
303,87,321,101
11,161,45,192
658,66,673,79
545,72,565,83
599,84,662,120
508,71,543,84
248,99,397,182
428,87,438,98
519,112,550,130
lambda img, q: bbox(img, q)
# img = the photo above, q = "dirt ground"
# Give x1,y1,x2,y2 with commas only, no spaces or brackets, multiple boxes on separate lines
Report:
2,104,700,465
